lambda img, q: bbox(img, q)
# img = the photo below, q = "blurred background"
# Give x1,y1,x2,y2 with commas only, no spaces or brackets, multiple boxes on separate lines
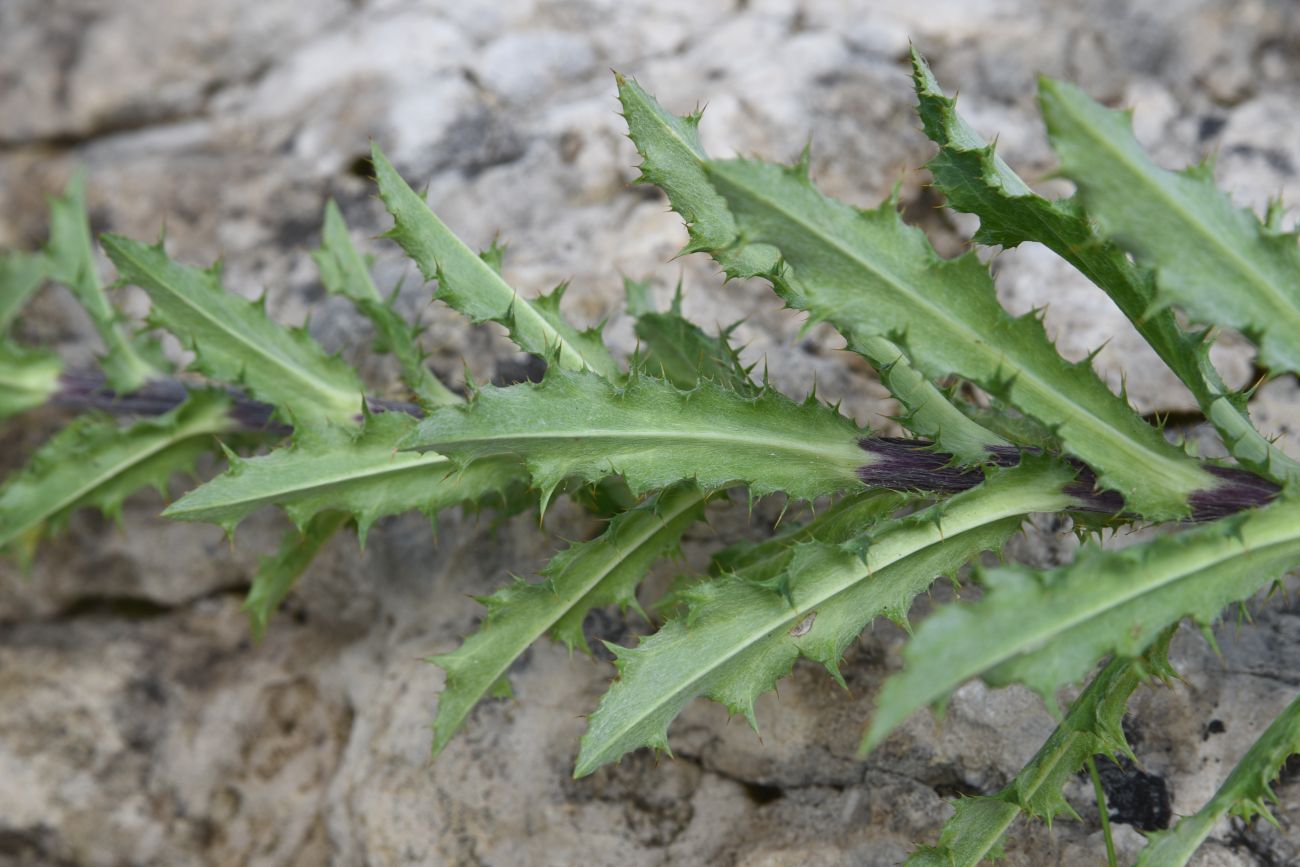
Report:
2,1,1299,864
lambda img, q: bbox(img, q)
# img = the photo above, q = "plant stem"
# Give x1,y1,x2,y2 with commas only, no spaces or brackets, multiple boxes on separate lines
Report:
1087,757,1119,867
49,369,1282,522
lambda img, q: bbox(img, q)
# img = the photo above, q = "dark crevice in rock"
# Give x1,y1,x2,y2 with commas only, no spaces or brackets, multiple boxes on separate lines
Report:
200,59,274,103
1220,668,1300,689
1092,755,1172,832
563,751,699,847
491,354,549,387
1141,406,1210,431
672,747,881,799
930,777,985,800
1278,753,1300,788
0,109,211,153
4,583,251,629
0,53,277,153
1198,114,1228,141
741,781,784,805
51,595,178,621
0,825,79,867
1228,820,1291,867
580,606,641,663
427,108,529,180
346,153,375,180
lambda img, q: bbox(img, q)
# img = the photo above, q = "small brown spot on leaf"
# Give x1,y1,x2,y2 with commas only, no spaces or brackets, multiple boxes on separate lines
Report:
789,612,816,638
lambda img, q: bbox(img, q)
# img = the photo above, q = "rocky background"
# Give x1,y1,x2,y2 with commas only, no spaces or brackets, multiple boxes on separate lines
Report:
3,1,1300,864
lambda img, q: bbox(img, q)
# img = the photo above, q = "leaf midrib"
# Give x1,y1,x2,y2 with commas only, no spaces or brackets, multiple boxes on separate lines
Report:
378,153,606,378
934,124,1300,483
418,425,862,467
467,254,594,374
167,450,452,518
994,507,1300,674
903,501,1300,721
450,486,708,726
709,163,1209,497
0,363,59,392
0,408,230,547
109,239,358,420
1049,89,1300,336
578,474,1070,772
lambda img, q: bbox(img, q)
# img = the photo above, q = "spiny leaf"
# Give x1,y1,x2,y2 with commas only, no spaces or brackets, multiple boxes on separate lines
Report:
574,459,1077,777
245,511,351,640
566,475,640,519
861,334,1008,464
659,490,907,618
912,50,1300,484
711,488,907,577
0,251,48,333
101,234,363,428
703,155,1215,519
430,482,708,757
0,339,61,420
371,145,621,380
616,75,1003,464
909,635,1174,866
1135,693,1300,867
957,401,1061,452
864,492,1300,754
627,278,755,393
0,390,234,563
1039,78,1300,379
164,410,524,544
44,173,157,391
616,77,770,267
622,275,657,318
314,199,460,408
398,365,869,508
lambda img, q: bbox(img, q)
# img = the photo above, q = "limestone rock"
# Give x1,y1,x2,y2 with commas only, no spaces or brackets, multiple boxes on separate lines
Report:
2,1,1299,865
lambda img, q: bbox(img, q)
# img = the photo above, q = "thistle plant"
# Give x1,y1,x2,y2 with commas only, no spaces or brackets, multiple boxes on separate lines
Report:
2,49,1299,865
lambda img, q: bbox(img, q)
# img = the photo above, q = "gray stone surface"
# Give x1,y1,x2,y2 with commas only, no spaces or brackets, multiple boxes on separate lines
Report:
3,0,1300,864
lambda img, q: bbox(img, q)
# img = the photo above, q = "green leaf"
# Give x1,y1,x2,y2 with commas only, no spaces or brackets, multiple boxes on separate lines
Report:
101,234,363,428
398,366,869,507
1135,693,1300,867
1039,78,1300,379
574,459,1077,777
0,339,61,420
245,511,351,640
0,390,234,563
44,173,157,391
957,402,1061,452
912,50,1300,484
616,74,1005,464
430,482,708,757
864,493,1300,754
0,251,48,333
862,334,1009,464
627,278,755,393
164,410,524,544
622,275,656,318
711,488,907,577
566,475,640,519
314,200,460,408
371,145,621,381
702,155,1215,519
909,636,1173,866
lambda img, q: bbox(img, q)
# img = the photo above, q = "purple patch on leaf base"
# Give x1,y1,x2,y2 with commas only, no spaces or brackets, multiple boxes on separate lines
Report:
856,436,1277,522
